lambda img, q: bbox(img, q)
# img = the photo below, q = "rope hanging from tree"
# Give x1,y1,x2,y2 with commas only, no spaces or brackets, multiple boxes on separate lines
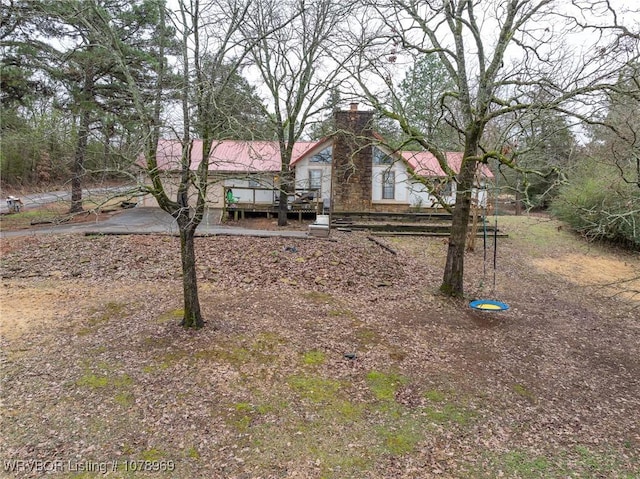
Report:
469,164,509,312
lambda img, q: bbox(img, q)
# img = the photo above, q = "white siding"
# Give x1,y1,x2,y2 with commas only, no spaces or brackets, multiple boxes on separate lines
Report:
294,159,332,201
371,159,461,208
405,180,457,208
141,167,481,211
473,180,488,208
372,163,409,203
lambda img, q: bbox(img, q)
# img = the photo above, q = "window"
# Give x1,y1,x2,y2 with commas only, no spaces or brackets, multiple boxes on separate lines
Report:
435,178,453,196
310,147,332,163
248,176,261,188
309,169,322,193
373,147,393,165
382,171,395,199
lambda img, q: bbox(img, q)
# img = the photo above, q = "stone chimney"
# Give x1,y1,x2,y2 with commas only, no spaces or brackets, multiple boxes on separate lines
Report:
331,105,375,213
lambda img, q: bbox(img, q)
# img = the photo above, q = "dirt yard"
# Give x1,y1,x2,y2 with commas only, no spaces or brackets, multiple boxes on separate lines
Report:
1,215,638,478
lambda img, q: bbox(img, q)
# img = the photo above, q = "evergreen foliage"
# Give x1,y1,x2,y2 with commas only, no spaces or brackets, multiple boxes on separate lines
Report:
552,159,639,249
553,65,640,249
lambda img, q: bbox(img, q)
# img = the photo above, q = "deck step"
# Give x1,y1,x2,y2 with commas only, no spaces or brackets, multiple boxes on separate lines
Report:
332,211,455,222
371,231,509,238
336,223,500,233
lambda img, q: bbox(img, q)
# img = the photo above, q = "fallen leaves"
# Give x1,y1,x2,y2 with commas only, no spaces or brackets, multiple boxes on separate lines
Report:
1,225,639,478
0,232,421,298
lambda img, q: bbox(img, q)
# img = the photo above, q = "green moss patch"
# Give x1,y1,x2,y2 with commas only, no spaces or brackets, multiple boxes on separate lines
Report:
156,308,184,323
424,389,447,402
76,373,109,389
327,308,355,318
114,391,134,407
302,350,326,366
246,404,374,478
185,447,200,460
470,445,640,478
512,383,537,403
378,424,422,456
302,291,335,303
424,403,476,426
146,332,285,372
226,402,257,432
287,375,342,403
139,448,165,461
76,366,135,407
366,370,408,402
77,301,128,335
76,371,132,390
355,328,382,348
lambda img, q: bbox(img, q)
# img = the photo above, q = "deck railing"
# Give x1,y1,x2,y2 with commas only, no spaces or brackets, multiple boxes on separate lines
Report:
223,186,323,220
223,186,321,208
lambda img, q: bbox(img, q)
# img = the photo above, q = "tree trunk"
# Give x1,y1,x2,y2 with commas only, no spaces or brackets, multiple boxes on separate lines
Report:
70,109,90,213
277,189,288,226
102,121,113,182
179,223,204,329
277,169,291,226
515,188,522,216
441,156,478,297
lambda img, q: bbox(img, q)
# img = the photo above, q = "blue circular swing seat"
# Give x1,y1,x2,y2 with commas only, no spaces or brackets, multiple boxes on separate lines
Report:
469,299,510,312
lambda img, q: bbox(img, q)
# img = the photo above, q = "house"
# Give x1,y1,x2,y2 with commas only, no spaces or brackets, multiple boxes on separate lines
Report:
139,139,318,210
139,104,492,215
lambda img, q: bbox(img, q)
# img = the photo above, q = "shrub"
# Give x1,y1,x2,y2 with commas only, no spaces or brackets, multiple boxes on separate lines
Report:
552,159,639,250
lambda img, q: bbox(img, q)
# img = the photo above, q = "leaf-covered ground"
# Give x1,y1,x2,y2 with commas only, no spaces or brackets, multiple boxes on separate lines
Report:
1,215,639,478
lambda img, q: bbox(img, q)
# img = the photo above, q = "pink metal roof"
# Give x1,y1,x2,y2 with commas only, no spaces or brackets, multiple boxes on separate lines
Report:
151,139,319,172
206,140,318,172
149,138,493,178
401,150,494,178
147,139,204,170
289,138,332,166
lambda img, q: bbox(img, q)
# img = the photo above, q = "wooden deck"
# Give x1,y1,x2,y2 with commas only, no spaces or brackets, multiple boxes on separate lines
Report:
221,195,507,238
224,202,322,221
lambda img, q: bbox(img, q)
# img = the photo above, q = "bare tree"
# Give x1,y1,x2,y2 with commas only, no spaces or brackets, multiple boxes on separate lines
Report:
552,63,640,249
350,0,639,297
242,0,355,226
602,64,640,190
84,0,272,328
